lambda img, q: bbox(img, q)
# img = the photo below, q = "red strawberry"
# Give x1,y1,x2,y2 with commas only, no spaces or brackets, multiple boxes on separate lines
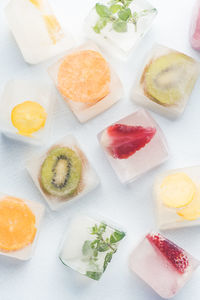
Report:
147,233,189,274
106,124,156,159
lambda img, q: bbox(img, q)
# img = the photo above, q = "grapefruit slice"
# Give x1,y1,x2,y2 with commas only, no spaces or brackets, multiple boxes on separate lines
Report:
160,172,196,208
101,124,156,159
0,197,37,252
11,101,47,136
57,50,111,104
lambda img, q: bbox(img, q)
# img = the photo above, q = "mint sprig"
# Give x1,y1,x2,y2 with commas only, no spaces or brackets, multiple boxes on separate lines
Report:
82,222,125,280
93,0,157,34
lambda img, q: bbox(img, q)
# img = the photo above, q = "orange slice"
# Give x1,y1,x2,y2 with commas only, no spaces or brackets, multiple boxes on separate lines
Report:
11,101,47,137
57,50,111,104
43,15,63,44
0,197,37,252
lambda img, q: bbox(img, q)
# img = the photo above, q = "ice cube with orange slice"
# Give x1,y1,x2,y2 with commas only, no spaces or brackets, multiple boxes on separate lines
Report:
0,80,55,145
5,0,74,64
154,166,200,230
0,193,44,260
48,42,123,123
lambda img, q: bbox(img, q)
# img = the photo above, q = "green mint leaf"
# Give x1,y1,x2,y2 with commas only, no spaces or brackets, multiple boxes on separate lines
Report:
110,230,126,243
93,18,108,34
82,240,93,256
103,252,113,271
98,223,107,234
93,249,98,257
95,3,111,18
86,271,102,280
118,8,131,21
98,242,109,252
112,19,127,32
110,4,122,13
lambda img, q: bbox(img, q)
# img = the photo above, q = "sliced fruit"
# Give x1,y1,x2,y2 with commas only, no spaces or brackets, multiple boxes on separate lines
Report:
147,233,189,274
40,147,82,197
11,101,47,137
160,172,196,208
29,0,41,8
57,50,111,104
177,190,200,221
101,124,156,159
43,15,63,44
142,52,196,106
0,197,36,252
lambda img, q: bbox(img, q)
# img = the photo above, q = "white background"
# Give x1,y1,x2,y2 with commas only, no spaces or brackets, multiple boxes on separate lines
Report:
1,0,200,299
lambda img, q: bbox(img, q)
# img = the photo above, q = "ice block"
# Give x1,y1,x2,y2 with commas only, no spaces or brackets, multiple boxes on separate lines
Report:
190,0,200,51
132,44,200,118
0,80,55,146
130,232,199,298
5,0,74,64
26,135,100,210
59,215,125,280
84,0,157,60
98,109,168,184
0,193,44,261
154,166,200,230
48,42,123,123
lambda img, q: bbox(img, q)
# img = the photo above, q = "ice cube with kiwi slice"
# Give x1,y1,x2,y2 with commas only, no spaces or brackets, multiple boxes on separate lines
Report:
142,52,198,106
40,146,82,198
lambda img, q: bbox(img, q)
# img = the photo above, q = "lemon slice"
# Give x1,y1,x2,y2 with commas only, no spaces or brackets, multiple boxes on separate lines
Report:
29,0,41,8
177,190,200,221
11,101,47,137
43,15,62,44
160,172,196,208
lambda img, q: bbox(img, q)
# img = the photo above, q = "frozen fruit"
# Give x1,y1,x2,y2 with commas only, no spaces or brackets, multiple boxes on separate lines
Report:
57,50,111,104
190,0,200,51
11,101,47,136
40,146,82,197
147,233,189,274
177,190,200,221
143,53,195,106
101,124,156,159
159,172,196,208
0,197,37,252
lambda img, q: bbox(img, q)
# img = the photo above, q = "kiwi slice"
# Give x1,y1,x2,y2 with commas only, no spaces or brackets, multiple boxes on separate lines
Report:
40,147,82,197
143,52,196,106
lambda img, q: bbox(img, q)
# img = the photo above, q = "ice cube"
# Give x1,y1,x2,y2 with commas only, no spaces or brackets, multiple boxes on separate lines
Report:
84,0,157,60
130,232,199,298
0,193,44,261
131,44,200,118
190,0,200,51
48,41,123,123
59,214,125,280
0,80,55,146
5,0,74,64
98,109,168,184
154,166,200,230
26,135,100,210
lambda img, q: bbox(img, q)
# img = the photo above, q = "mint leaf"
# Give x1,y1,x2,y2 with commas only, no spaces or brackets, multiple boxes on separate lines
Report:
110,230,125,243
98,241,109,252
118,8,131,21
86,271,102,280
95,3,111,17
93,18,108,33
82,240,92,256
124,0,133,7
103,252,113,271
110,4,122,13
112,19,127,32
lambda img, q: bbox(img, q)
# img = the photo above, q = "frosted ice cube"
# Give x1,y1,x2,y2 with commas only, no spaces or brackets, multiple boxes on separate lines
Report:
154,166,200,230
84,0,157,60
0,80,55,146
190,0,200,51
48,42,123,123
0,193,44,261
98,109,168,184
131,44,200,118
59,215,125,280
26,135,100,210
130,232,199,298
5,0,74,64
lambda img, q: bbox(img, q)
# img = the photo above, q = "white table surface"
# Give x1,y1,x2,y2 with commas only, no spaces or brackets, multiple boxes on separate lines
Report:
1,0,200,299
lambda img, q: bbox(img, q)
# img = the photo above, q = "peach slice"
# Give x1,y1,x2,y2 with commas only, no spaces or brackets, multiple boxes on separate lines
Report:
160,172,196,208
57,50,111,104
11,101,47,136
0,197,37,252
